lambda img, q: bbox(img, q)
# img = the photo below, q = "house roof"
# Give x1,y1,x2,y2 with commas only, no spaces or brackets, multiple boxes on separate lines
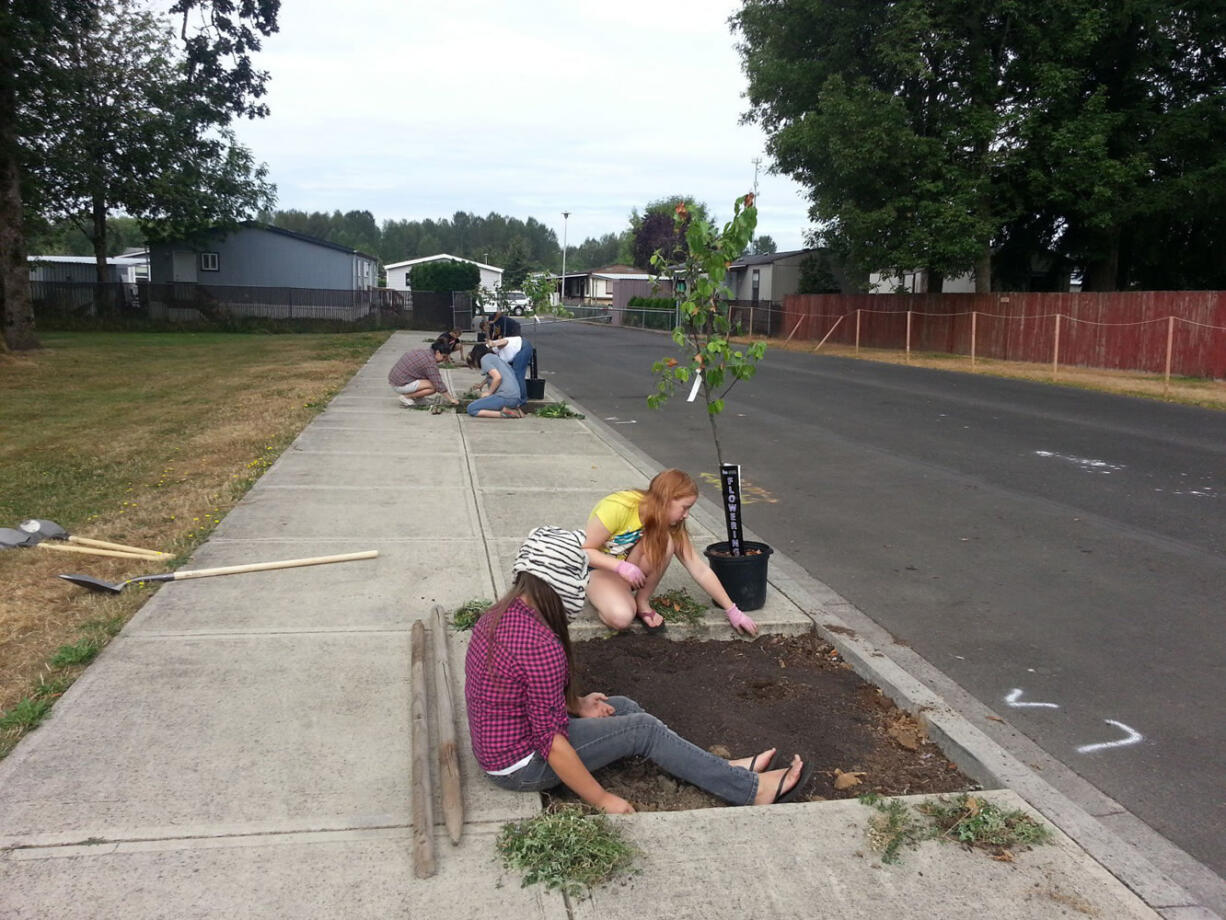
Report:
28,255,146,266
384,252,503,272
592,271,652,281
728,248,814,269
255,224,378,262
590,264,642,275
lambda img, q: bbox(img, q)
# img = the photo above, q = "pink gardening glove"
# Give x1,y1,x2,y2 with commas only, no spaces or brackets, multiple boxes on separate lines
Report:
726,604,758,636
615,560,646,588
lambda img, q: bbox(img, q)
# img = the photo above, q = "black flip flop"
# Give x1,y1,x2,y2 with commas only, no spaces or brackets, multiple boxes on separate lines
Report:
748,750,776,773
635,608,667,634
772,760,810,804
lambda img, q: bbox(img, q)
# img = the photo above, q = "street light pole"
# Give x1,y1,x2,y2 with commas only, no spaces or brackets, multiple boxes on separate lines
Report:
561,211,570,308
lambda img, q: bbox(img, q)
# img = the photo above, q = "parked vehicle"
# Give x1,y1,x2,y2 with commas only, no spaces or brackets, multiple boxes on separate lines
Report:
504,290,532,315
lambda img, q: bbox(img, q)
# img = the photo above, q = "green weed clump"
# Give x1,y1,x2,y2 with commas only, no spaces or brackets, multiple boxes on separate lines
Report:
862,793,1051,865
452,598,492,631
534,402,585,419
648,588,708,626
496,805,638,897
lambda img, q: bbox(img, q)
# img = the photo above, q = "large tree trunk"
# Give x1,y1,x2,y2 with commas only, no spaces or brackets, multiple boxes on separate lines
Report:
0,79,38,351
1081,227,1121,292
975,245,992,293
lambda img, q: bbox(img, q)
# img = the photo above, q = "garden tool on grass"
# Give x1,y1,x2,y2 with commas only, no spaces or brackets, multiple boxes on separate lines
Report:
19,518,169,558
58,550,379,594
0,527,159,560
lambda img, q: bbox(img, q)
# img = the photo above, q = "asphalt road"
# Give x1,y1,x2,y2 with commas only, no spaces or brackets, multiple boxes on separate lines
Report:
530,320,1226,879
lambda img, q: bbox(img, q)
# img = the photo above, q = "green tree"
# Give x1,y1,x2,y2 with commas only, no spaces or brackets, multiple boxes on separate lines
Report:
26,0,273,282
747,235,777,256
409,259,479,293
500,237,530,288
629,196,712,270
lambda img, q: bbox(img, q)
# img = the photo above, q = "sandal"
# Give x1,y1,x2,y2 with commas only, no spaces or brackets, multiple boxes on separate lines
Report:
747,748,776,773
499,407,524,418
635,608,667,634
771,759,810,804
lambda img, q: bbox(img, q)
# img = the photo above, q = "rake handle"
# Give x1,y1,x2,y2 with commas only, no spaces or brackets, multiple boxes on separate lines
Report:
68,535,170,557
172,550,379,580
37,543,164,561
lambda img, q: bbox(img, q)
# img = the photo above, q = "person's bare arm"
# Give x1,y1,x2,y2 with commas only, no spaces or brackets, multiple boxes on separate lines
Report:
546,733,633,813
582,515,623,572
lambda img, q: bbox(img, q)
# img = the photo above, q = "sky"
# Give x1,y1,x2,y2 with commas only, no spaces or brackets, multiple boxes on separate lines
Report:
223,0,817,253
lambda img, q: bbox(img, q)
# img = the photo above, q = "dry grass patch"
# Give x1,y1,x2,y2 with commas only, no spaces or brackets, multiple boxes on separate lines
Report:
734,337,1226,410
0,331,389,753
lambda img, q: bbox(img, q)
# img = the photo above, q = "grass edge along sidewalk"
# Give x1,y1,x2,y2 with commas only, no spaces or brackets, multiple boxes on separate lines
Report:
0,330,391,756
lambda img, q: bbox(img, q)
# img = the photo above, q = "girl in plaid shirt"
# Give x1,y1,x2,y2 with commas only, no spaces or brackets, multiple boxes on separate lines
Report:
464,528,807,814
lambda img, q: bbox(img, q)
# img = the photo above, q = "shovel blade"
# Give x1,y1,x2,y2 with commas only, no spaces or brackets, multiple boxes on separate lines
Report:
57,573,125,594
20,519,67,540
0,527,39,548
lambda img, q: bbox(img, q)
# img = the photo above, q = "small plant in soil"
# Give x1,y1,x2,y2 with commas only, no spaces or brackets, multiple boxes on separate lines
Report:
496,804,638,897
452,598,492,631
648,588,708,626
862,793,929,865
534,401,585,419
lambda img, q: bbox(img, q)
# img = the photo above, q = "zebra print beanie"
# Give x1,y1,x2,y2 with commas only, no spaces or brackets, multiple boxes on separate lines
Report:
512,526,590,618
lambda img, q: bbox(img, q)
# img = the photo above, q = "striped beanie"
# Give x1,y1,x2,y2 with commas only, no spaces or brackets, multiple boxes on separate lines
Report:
513,526,590,619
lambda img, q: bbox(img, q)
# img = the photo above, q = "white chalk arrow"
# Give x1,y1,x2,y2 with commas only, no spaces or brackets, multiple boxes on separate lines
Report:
1077,720,1143,754
1005,688,1059,709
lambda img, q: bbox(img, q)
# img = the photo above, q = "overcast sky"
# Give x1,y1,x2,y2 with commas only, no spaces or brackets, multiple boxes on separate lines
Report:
225,0,817,252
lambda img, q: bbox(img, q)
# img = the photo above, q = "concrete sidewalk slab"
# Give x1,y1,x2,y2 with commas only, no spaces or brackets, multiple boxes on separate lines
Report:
289,424,458,453
463,426,612,456
258,450,471,489
469,453,645,493
212,486,479,540
125,538,491,634
1,825,563,920
574,792,1160,920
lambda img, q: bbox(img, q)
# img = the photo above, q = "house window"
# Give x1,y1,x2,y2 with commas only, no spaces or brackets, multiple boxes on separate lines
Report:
405,272,411,287
200,252,219,272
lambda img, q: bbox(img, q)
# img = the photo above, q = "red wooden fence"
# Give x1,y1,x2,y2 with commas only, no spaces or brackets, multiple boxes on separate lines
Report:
781,292,1226,379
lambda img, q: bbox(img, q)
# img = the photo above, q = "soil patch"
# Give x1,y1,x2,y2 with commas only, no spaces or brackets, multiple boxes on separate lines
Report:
547,632,977,812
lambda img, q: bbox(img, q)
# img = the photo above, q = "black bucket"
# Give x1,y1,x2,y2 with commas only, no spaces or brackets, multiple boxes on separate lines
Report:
525,378,546,400
703,541,773,611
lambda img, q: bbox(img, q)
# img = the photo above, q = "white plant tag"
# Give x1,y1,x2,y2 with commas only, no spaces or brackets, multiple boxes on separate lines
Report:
687,370,702,402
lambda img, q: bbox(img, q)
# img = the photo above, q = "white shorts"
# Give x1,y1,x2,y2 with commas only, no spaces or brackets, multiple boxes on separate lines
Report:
393,380,423,395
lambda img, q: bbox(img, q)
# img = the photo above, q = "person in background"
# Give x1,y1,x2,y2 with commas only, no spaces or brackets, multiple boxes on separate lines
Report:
582,469,758,636
486,308,522,340
433,329,465,363
387,341,459,408
464,526,807,813
465,343,524,418
487,334,534,407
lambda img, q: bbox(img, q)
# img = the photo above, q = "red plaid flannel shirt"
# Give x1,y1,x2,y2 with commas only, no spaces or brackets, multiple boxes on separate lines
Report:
464,598,570,772
387,348,447,393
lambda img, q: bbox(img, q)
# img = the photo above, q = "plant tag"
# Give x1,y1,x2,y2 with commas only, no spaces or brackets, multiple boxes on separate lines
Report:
720,463,745,556
687,370,702,402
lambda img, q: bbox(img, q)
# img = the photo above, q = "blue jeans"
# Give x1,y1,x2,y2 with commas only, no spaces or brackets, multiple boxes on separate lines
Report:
485,696,758,805
509,341,534,405
467,393,519,416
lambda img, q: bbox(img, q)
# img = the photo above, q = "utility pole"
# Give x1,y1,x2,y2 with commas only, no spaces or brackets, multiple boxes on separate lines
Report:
560,211,570,308
752,157,762,196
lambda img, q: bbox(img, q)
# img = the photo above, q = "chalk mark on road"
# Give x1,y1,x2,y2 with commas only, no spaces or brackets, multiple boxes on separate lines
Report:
1077,720,1143,754
1005,688,1059,708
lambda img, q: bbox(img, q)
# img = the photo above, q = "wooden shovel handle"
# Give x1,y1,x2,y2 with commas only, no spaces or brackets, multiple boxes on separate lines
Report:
174,550,379,580
36,543,163,560
68,535,170,557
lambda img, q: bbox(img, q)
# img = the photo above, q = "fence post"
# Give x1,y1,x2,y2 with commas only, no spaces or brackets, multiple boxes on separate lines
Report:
906,310,913,362
287,288,293,320
1052,313,1061,381
855,310,861,353
749,305,755,336
970,311,977,367
1163,315,1174,399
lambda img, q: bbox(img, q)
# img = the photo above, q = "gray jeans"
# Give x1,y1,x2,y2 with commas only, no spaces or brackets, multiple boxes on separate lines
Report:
485,696,759,805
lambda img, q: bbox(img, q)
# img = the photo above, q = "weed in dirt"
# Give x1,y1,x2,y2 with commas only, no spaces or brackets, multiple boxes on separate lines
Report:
452,598,492,630
496,804,638,897
0,696,54,732
49,637,102,667
81,615,126,638
862,792,1052,864
534,401,585,419
919,793,1052,849
648,588,708,626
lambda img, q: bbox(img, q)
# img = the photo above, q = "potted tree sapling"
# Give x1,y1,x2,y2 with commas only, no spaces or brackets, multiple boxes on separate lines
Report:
647,193,773,610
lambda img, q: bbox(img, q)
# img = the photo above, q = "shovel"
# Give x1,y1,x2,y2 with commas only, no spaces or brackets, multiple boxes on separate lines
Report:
57,550,379,594
0,527,159,560
20,519,170,558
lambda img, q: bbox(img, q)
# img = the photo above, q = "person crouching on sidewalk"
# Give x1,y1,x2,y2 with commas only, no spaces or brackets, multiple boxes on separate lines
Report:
388,340,459,408
463,526,808,813
464,343,524,418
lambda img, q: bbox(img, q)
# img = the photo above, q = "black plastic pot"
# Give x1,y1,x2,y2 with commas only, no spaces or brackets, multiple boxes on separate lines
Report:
703,540,773,612
525,378,546,400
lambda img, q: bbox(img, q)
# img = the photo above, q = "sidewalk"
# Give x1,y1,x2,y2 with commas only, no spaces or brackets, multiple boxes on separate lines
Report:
0,330,1214,918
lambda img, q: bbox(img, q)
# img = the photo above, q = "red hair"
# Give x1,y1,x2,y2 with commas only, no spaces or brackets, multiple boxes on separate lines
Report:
636,469,698,568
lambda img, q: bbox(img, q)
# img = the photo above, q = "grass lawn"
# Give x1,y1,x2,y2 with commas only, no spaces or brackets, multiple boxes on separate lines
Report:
0,330,390,755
